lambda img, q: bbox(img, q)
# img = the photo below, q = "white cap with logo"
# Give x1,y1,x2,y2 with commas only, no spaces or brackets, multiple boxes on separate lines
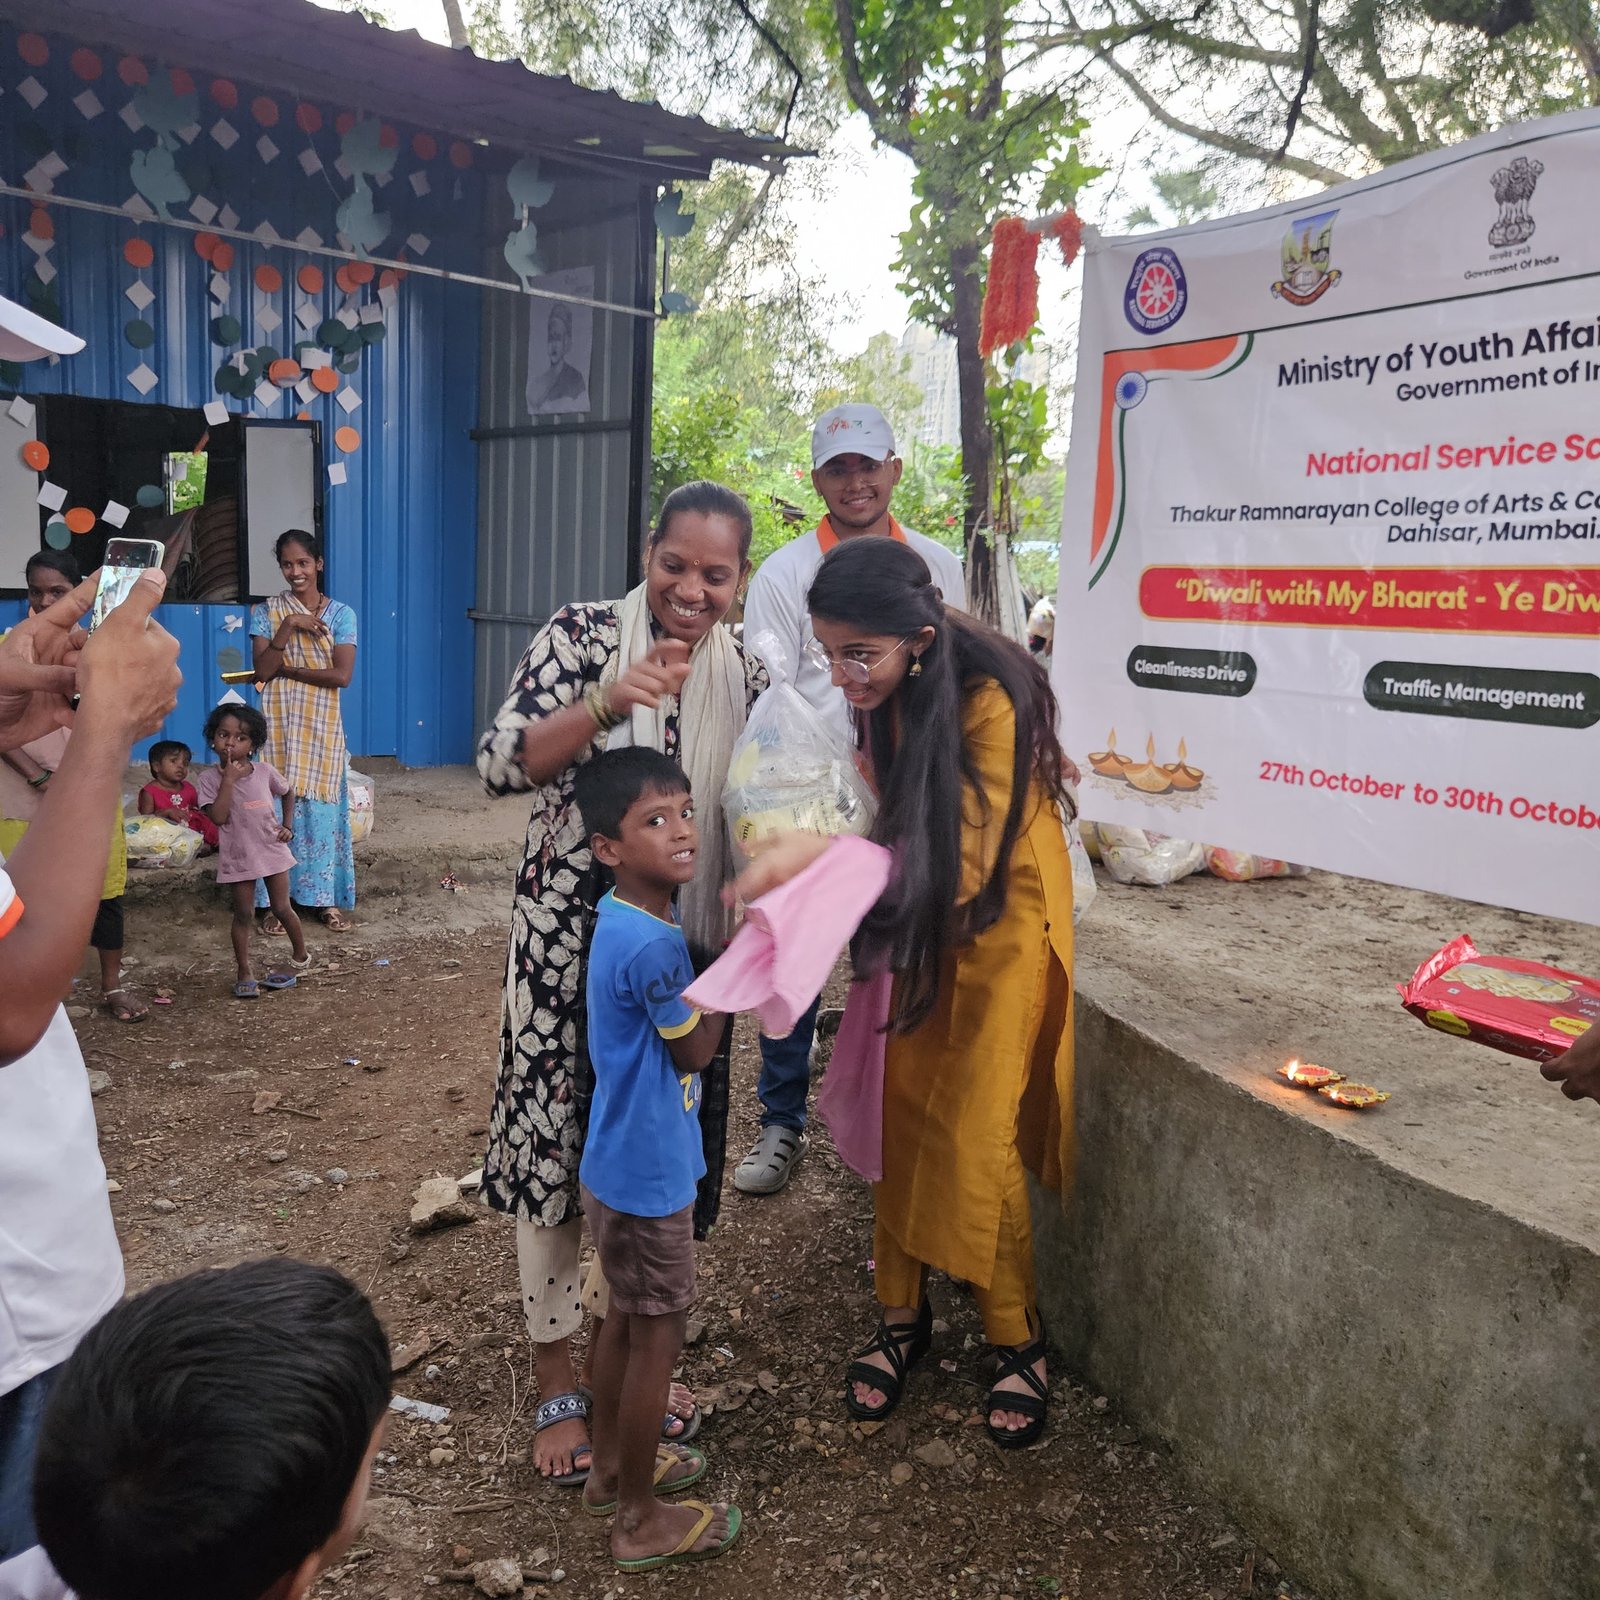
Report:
812,403,896,469
0,291,85,363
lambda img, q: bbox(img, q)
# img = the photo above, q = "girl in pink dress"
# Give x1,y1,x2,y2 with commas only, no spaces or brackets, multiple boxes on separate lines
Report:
196,705,310,999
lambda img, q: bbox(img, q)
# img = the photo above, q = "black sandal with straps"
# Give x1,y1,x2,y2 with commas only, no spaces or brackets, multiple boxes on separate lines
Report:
843,1299,933,1422
984,1330,1050,1450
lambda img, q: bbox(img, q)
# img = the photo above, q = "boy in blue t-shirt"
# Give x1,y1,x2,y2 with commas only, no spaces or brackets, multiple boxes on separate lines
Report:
571,748,742,1573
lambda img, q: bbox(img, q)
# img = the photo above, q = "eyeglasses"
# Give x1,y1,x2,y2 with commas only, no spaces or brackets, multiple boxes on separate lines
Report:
805,635,913,685
817,456,894,482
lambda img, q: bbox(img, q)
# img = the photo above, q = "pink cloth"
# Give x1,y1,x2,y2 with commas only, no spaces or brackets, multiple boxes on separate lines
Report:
817,970,892,1182
683,834,891,1038
194,761,297,885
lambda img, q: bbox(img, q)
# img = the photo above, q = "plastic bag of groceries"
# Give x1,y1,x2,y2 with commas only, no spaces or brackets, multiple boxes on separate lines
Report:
348,767,375,844
723,631,877,864
1204,846,1310,882
124,814,203,869
1079,821,1205,887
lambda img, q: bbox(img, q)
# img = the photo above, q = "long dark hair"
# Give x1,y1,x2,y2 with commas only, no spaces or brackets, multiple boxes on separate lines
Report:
808,538,1070,1034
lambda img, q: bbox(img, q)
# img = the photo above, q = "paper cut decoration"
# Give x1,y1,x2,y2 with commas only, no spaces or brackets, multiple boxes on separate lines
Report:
253,379,278,408
218,204,239,230
294,302,320,332
125,280,155,311
135,484,164,508
299,149,322,177
9,396,36,427
507,157,555,210
102,500,130,528
210,272,231,302
358,302,383,325
409,170,429,197
37,482,67,510
341,118,398,178
22,441,49,470
222,613,243,632
127,363,158,395
130,144,189,219
504,225,542,292
296,227,323,249
303,348,332,370
18,77,47,111
336,387,361,413
123,237,155,270
124,318,155,349
336,187,389,257
255,265,283,294
257,135,279,163
654,189,696,238
334,425,360,452
44,517,71,549
327,462,347,485
218,688,246,706
203,400,229,425
33,260,57,288
190,195,218,223
296,265,324,296
211,314,241,344
258,307,282,334
311,366,339,393
64,507,95,535
75,90,103,120
119,102,143,133
211,120,238,150
406,232,430,255
526,268,594,417
295,377,316,403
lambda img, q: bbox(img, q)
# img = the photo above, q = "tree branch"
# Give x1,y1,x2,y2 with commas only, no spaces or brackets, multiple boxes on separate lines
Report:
1275,0,1319,159
1089,42,1352,183
731,0,806,142
831,0,912,151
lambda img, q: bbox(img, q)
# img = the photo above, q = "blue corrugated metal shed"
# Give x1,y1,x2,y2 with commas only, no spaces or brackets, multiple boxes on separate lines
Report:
0,2,785,765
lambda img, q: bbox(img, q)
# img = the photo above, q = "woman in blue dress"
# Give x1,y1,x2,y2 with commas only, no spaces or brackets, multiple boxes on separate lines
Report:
250,530,358,931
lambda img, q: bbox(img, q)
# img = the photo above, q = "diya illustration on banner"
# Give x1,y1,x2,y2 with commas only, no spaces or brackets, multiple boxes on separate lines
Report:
1086,730,1210,802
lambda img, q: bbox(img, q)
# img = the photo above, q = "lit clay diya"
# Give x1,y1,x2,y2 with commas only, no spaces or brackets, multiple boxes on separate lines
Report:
1121,734,1172,794
1161,738,1204,791
1276,1059,1344,1090
1088,727,1133,780
1317,1082,1390,1109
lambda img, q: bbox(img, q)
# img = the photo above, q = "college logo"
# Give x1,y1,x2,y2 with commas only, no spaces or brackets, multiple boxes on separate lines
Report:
1489,156,1542,248
1272,209,1340,306
1123,247,1188,335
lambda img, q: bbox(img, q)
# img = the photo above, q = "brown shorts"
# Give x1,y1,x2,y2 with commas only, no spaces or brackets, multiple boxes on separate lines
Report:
579,1185,695,1317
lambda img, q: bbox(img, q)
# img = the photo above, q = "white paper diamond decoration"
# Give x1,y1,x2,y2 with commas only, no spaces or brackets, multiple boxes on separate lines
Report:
37,151,66,181
123,194,156,220
37,482,66,510
218,204,239,230
190,195,218,224
357,301,382,325
373,168,391,188
333,156,351,181
23,234,51,258
119,101,144,133
256,306,282,334
409,170,430,197
296,227,323,249
257,135,279,163
302,348,331,369
210,272,231,302
211,120,239,151
378,283,397,311
102,500,130,529
8,396,36,427
406,232,430,255
74,89,103,120
232,352,249,373
336,387,362,413
295,377,316,403
254,379,279,409
203,400,229,425
18,77,46,110
127,364,159,396
328,462,347,486
295,301,320,332
22,165,54,196
33,258,56,286
254,221,284,246
178,123,201,144
335,305,359,330
298,148,322,177
125,280,155,311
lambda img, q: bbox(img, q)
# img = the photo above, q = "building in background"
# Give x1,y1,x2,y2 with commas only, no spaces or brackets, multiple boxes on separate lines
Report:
896,324,1049,451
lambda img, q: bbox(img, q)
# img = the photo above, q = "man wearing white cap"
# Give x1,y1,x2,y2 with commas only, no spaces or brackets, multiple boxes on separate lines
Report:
0,291,181,1590
733,403,966,1196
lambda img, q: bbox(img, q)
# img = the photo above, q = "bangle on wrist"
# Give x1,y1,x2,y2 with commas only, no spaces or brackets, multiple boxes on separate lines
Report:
28,770,48,788
584,685,623,733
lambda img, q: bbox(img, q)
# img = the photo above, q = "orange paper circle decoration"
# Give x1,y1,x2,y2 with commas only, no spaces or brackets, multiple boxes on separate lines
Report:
334,426,360,453
22,441,49,471
124,238,154,269
64,507,96,536
310,367,340,394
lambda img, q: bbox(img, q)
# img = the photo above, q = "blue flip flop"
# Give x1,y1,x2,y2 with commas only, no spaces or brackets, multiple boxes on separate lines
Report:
233,979,260,1000
263,971,299,991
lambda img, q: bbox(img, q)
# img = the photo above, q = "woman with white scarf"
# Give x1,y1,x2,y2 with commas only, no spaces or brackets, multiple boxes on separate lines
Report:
476,481,765,1490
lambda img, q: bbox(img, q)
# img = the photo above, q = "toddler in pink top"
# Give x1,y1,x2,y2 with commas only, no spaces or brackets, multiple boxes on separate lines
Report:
196,704,310,999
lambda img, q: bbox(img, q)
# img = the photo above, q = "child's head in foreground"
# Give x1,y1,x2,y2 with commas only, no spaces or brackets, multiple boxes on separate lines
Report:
147,739,192,787
573,747,697,894
33,1257,391,1600
203,703,269,763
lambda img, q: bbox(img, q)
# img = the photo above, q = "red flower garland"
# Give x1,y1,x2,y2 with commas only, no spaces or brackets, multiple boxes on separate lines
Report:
979,216,1040,357
1047,208,1084,268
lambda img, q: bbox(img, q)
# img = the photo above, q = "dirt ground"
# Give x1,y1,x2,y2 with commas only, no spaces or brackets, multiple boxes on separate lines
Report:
77,908,1319,1600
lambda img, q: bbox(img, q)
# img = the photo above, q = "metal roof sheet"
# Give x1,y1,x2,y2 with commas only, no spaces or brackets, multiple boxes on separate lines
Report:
1,0,799,178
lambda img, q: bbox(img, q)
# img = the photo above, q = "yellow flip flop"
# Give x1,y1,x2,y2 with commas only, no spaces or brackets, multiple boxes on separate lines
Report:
613,1501,742,1571
582,1443,706,1517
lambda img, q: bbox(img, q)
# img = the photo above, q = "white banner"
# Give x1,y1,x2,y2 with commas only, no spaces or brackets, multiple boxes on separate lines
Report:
1056,110,1600,923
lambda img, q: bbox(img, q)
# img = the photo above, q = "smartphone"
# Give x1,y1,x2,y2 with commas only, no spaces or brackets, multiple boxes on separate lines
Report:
86,539,165,633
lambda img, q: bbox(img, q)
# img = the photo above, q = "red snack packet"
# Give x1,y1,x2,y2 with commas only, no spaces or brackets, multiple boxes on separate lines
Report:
1397,935,1600,1063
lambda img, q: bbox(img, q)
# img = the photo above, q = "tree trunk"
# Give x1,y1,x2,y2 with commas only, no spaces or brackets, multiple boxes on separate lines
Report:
949,238,999,624
439,0,470,49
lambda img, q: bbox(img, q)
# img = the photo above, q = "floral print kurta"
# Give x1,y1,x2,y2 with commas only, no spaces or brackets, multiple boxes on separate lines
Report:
476,602,767,1229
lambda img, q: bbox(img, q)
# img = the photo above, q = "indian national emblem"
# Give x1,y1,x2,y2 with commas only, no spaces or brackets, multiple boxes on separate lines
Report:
1488,156,1543,248
1271,210,1340,307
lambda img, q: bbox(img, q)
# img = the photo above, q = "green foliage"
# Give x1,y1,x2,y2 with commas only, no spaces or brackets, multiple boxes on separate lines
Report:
1125,167,1221,231
167,452,207,516
893,444,965,552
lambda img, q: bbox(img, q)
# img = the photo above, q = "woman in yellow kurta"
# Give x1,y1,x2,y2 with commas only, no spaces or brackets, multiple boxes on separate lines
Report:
735,536,1075,1449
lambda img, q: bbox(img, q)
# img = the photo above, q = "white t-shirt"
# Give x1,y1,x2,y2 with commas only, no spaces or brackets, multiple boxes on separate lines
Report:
743,524,967,746
0,863,124,1400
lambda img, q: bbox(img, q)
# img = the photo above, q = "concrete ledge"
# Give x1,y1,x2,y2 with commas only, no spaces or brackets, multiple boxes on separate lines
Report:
1036,871,1600,1600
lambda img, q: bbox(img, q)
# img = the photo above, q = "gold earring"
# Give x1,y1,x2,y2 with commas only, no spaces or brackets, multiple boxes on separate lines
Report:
909,658,922,678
